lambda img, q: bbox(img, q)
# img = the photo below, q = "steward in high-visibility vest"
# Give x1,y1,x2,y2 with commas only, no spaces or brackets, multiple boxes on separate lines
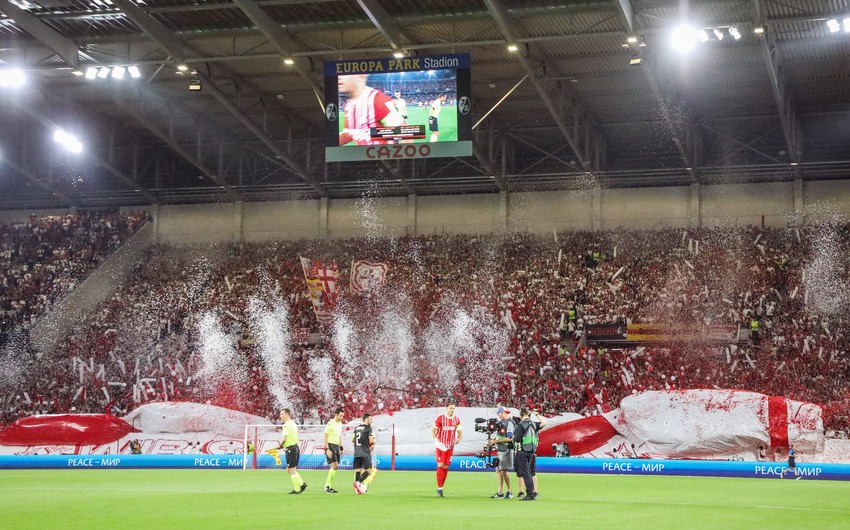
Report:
512,408,547,501
750,319,760,342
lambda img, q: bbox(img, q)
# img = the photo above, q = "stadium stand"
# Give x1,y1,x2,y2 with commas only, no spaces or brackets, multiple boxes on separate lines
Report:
1,222,849,436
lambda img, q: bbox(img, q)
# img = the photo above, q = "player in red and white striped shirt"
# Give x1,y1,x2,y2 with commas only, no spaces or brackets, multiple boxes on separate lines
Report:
431,403,462,497
338,74,404,146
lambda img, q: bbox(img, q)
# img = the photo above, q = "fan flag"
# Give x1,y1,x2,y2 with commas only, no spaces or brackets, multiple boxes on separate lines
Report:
299,257,340,323
350,260,388,293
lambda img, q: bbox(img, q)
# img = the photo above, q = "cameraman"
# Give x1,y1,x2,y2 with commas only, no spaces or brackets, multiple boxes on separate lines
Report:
486,406,515,499
513,407,547,501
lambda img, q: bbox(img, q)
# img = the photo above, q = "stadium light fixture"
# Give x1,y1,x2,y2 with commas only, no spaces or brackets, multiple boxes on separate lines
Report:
713,28,724,40
754,25,765,35
729,26,741,40
84,67,98,79
283,57,295,65
176,64,189,72
128,66,141,79
697,29,709,43
111,66,126,79
0,68,25,88
671,25,699,53
53,129,83,154
844,17,850,32
506,43,519,53
71,70,84,77
826,19,840,33
392,50,405,59
627,35,638,44
96,67,110,79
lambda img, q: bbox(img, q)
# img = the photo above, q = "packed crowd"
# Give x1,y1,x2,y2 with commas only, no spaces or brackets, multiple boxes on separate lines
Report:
0,211,146,341
2,219,850,435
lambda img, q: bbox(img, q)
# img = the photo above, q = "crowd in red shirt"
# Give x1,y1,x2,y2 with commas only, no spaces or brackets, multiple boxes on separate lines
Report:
1,218,849,436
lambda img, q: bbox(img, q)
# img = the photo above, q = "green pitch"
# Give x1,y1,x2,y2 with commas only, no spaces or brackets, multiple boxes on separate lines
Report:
1,469,848,529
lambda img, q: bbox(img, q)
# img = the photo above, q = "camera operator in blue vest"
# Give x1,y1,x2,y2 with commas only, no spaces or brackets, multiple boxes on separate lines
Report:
512,407,547,501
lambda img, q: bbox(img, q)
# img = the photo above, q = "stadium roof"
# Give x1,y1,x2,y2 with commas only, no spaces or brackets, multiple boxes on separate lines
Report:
0,0,849,208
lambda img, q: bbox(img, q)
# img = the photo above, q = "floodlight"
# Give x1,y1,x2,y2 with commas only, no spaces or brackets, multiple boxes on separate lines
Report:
85,67,98,79
111,66,125,79
176,64,189,72
507,43,519,53
392,50,405,59
826,19,840,33
713,28,724,40
128,66,141,79
671,25,698,53
729,26,741,40
844,17,850,32
283,57,295,65
0,69,25,87
753,25,765,35
53,129,83,154
697,29,709,42
97,67,110,79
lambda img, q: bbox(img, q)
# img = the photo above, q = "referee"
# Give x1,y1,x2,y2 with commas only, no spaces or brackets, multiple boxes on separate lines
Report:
323,407,345,493
280,408,308,494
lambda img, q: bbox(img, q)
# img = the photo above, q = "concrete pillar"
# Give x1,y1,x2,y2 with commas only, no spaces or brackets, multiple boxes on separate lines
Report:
689,182,701,229
498,190,508,230
232,201,244,242
793,178,804,226
407,194,417,236
319,197,329,239
592,187,602,231
151,203,161,244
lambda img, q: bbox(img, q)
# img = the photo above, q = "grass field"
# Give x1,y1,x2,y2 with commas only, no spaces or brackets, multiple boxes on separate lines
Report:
2,469,849,529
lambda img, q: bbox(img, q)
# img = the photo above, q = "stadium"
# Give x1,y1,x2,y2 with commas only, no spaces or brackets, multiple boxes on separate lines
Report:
1,0,850,528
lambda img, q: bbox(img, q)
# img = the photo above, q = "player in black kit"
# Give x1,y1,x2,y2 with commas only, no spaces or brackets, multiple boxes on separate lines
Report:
352,413,376,494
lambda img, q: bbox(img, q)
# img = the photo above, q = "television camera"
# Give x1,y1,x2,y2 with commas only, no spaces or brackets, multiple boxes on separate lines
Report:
473,417,500,468
552,441,571,458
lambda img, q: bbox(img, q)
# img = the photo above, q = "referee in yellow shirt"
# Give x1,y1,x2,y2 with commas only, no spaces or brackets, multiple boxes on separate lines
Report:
280,408,307,494
323,407,344,493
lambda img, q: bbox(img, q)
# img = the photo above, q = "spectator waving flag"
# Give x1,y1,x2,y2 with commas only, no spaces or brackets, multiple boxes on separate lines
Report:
350,260,389,294
299,257,340,323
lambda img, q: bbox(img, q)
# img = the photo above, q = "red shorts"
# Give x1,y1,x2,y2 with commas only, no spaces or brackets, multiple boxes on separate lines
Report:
436,447,454,466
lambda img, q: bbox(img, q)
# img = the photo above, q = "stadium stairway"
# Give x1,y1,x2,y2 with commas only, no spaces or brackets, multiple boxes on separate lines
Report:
29,221,154,353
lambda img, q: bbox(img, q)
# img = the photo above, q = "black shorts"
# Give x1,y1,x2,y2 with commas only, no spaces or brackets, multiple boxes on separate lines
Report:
326,443,341,465
284,445,300,469
788,459,796,468
428,116,438,132
353,455,372,470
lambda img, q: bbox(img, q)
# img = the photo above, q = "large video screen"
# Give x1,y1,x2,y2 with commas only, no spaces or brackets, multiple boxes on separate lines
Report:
324,54,472,162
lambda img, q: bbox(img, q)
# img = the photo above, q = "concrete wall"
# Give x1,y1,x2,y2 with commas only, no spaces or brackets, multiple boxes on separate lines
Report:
701,182,795,227
11,178,850,242
0,208,75,223
243,199,322,242
601,186,692,230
